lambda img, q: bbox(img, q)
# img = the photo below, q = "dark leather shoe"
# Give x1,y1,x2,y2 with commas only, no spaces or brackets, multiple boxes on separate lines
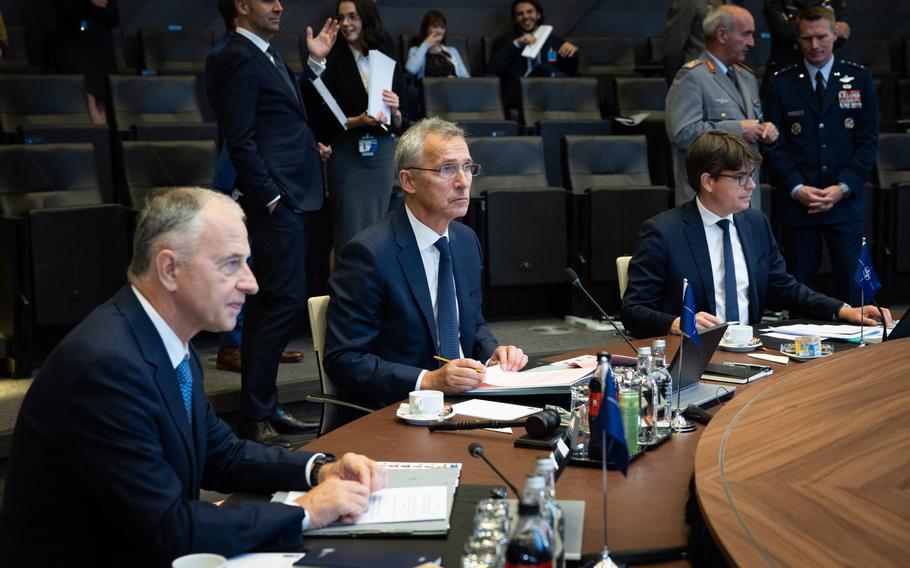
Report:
216,347,242,373
280,350,304,363
267,406,319,434
238,420,291,448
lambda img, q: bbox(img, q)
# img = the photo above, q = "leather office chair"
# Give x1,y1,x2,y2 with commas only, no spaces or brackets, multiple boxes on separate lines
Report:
0,143,130,377
0,74,115,202
467,136,568,288
139,28,213,74
519,77,600,129
303,295,373,436
108,75,218,142
616,256,632,299
562,135,672,283
422,77,519,137
122,140,218,209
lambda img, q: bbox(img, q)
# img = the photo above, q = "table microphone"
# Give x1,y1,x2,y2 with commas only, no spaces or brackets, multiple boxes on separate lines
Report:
428,409,560,437
564,267,637,354
468,442,521,499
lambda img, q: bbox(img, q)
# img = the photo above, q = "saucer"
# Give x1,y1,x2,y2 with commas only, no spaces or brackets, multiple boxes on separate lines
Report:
719,337,762,352
780,342,834,362
396,404,454,426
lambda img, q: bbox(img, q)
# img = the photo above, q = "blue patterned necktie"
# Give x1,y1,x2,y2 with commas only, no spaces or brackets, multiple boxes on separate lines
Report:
175,355,193,424
267,47,300,102
434,237,460,360
717,219,740,324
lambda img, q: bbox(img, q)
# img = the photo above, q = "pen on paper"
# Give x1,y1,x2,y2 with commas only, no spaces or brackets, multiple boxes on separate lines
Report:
433,355,484,373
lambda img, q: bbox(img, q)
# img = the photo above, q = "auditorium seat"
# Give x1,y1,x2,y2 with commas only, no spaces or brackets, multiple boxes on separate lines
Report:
108,75,217,141
567,36,637,114
562,135,672,284
537,120,612,187
0,143,131,377
519,77,600,129
122,140,218,209
466,136,568,288
613,76,672,186
0,26,41,74
140,28,213,74
876,134,910,275
422,77,519,137
271,32,304,74
0,74,116,201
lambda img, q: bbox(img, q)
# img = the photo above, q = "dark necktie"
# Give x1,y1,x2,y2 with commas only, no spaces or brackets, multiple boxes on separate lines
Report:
726,66,737,86
815,70,826,105
717,219,741,324
267,47,300,102
175,356,193,424
434,237,460,360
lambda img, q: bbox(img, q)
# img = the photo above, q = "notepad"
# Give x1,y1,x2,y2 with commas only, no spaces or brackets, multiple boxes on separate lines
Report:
282,486,448,525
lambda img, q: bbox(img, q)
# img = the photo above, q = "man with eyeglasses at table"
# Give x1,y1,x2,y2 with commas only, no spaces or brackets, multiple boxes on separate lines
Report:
324,117,528,420
620,130,890,339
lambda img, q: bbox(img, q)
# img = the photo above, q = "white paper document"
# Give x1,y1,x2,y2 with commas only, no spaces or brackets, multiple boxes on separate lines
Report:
227,553,303,568
748,353,789,365
309,77,347,128
283,486,447,526
614,112,651,126
764,324,883,340
480,364,591,388
367,49,396,123
452,399,541,420
521,25,553,59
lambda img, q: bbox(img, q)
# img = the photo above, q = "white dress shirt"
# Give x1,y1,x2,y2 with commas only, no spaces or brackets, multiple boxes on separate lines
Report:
405,205,463,389
695,198,750,324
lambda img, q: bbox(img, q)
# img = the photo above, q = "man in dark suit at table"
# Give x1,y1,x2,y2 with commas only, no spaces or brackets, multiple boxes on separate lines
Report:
488,0,579,111
620,131,889,339
0,188,385,566
324,118,528,415
210,0,336,445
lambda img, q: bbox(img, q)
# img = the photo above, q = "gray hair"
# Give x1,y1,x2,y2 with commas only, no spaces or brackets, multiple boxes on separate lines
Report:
127,187,241,280
395,117,466,171
703,4,740,38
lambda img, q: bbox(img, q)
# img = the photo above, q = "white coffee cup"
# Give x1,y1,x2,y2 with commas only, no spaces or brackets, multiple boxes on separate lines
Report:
172,553,227,568
724,324,753,346
409,390,444,416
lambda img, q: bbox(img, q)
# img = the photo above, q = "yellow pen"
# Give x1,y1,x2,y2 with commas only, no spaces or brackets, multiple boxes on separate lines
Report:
433,355,485,373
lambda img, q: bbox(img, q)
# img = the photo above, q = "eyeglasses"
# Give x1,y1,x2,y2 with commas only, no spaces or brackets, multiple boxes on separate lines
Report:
337,13,361,23
407,163,482,179
716,169,757,188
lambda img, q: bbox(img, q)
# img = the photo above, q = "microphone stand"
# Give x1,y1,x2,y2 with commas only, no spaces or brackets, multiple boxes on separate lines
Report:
671,330,696,433
564,268,637,355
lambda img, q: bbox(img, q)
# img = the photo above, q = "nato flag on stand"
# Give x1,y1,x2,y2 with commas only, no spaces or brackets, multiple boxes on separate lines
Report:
681,278,701,350
853,241,881,301
601,365,629,475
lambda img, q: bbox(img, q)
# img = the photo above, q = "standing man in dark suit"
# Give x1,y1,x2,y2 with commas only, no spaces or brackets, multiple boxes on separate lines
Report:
662,0,736,85
763,6,877,306
488,0,579,111
620,131,887,339
324,118,528,415
763,0,849,84
0,188,385,566
210,0,337,445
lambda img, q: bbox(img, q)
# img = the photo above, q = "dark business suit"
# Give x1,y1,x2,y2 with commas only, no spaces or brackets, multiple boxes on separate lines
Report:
206,31,237,192
620,200,843,339
764,59,878,305
323,206,500,411
210,31,323,421
0,287,314,566
488,29,579,110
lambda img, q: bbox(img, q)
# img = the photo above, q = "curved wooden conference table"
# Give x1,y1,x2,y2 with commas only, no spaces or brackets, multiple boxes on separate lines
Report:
301,335,908,566
695,337,910,566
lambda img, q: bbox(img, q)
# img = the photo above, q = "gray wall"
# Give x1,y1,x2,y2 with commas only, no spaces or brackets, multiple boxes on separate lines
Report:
1,0,906,70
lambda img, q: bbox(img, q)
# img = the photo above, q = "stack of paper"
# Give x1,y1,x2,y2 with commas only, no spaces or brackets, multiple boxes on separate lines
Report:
763,323,884,341
468,364,592,395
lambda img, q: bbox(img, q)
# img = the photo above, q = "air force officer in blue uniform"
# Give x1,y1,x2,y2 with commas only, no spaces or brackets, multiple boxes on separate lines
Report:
324,118,528,415
763,6,878,306
0,188,385,566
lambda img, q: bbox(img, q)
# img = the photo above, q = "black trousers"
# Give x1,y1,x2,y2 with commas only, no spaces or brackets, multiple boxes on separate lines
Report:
782,220,864,307
241,199,312,421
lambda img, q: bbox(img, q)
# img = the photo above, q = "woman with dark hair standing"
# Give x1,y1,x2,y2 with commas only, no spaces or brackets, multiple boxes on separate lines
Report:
405,10,470,78
305,0,409,252
52,0,119,124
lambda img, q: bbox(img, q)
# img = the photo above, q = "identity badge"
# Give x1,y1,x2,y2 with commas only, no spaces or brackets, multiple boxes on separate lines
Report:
791,122,802,135
547,47,558,63
358,134,378,157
